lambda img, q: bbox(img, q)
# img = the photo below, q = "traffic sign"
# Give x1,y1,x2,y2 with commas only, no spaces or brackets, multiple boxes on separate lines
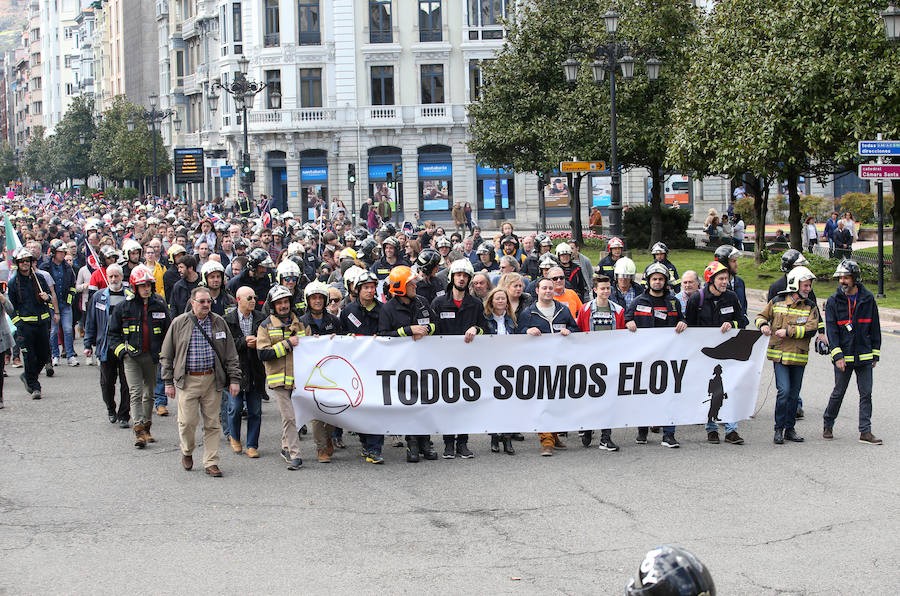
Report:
858,140,900,156
174,148,205,184
858,164,900,179
219,166,235,178
559,160,608,173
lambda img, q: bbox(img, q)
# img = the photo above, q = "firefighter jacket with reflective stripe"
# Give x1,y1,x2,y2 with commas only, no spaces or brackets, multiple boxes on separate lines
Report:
624,290,683,329
755,293,819,365
825,284,881,365
299,310,343,335
768,275,825,334
8,271,51,325
369,256,410,280
340,300,381,336
685,286,748,330
377,296,437,338
256,312,308,389
39,260,77,307
108,292,171,362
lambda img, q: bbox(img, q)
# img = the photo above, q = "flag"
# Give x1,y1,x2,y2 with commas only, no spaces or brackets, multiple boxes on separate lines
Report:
261,210,271,229
3,210,22,263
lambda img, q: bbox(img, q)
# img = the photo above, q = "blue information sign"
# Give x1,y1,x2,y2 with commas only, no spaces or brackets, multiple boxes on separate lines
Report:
219,166,235,178
858,140,900,156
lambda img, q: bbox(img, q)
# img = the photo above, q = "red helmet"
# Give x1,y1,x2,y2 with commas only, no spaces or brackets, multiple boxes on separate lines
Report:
129,265,156,288
607,237,625,250
704,261,729,284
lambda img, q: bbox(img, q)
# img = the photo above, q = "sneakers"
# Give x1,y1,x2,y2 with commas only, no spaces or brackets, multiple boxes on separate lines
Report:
707,431,721,444
540,445,553,456
282,449,303,469
31,389,41,400
456,443,474,459
246,447,260,458
67,356,79,367
490,435,500,452
661,433,680,448
229,437,243,454
317,449,331,463
156,405,169,416
597,435,619,452
406,442,420,463
52,357,60,367
774,429,784,444
45,363,54,377
11,357,21,368
784,429,804,442
635,429,649,445
724,431,744,445
333,437,346,449
442,442,456,459
822,427,833,440
366,452,384,464
859,432,883,445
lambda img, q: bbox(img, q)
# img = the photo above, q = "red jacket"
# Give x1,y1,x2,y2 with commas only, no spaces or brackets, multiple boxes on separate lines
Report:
576,299,625,332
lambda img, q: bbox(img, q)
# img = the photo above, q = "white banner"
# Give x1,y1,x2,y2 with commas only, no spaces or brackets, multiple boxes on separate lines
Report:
290,329,767,435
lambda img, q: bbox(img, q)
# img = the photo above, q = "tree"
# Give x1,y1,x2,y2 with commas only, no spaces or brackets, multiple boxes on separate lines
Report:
51,95,97,185
0,143,18,185
467,0,696,245
90,95,172,188
22,126,60,186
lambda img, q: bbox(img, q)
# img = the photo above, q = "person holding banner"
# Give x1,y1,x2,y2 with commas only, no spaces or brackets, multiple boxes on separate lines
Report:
483,286,519,454
756,266,820,444
576,275,625,451
625,263,687,448
686,262,749,445
516,276,580,456
432,259,488,460
378,265,439,463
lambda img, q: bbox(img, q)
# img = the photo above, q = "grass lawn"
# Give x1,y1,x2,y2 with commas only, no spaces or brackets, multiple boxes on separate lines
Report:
580,248,900,310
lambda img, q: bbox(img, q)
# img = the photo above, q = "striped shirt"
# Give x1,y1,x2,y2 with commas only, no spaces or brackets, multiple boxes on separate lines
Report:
187,316,216,372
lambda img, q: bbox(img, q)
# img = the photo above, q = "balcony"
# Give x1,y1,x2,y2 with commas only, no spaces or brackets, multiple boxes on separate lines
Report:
182,16,197,39
155,0,168,20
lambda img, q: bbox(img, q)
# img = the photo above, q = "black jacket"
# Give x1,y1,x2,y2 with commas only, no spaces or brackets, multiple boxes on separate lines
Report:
224,308,266,393
299,310,343,335
431,290,488,336
168,277,200,318
340,300,381,336
516,300,579,334
370,256,410,280
561,261,588,301
163,266,181,298
416,275,445,306
625,290,683,329
8,270,52,325
39,260,77,307
377,296,437,338
108,292,171,362
684,286,748,329
825,284,881,365
226,268,274,311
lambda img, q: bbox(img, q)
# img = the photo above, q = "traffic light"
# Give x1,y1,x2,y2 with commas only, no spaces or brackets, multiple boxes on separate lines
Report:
386,172,394,189
395,163,403,183
241,153,251,175
348,164,356,188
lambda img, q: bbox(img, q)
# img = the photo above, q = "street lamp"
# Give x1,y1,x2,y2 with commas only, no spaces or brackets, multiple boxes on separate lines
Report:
882,1,900,42
209,56,274,204
78,134,85,145
562,16,661,240
132,100,176,199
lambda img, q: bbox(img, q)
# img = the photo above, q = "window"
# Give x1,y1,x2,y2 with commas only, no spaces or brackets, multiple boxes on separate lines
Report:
467,0,505,38
369,0,392,44
298,0,320,45
419,0,441,42
175,50,184,87
299,68,322,107
264,0,280,47
265,69,281,109
371,66,394,106
66,82,75,95
420,64,444,104
64,55,73,68
469,59,492,101
232,2,243,53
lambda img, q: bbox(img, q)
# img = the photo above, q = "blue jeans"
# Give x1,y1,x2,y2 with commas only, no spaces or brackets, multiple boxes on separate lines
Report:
824,363,873,434
706,421,738,434
773,362,805,430
227,390,262,449
154,363,167,407
361,434,385,455
50,305,75,359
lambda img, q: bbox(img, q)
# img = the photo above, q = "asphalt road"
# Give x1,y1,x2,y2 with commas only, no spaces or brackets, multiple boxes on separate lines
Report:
1,333,898,595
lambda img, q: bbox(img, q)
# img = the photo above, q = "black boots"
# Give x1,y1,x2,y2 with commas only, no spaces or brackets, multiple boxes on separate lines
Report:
406,435,420,462
502,436,515,455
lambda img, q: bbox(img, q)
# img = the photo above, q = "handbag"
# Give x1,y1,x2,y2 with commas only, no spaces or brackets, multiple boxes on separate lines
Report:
191,314,230,385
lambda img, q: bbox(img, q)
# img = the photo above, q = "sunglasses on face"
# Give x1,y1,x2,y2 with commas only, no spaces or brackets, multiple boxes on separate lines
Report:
550,276,564,281
194,299,212,304
245,295,257,301
329,298,341,304
283,276,298,282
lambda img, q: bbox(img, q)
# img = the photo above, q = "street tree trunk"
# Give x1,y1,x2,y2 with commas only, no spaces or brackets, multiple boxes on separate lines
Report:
786,170,803,251
893,179,899,282
750,175,769,264
649,165,664,247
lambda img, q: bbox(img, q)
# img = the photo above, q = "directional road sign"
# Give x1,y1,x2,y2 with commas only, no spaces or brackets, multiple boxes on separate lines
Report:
559,160,608,173
858,140,900,156
858,164,900,179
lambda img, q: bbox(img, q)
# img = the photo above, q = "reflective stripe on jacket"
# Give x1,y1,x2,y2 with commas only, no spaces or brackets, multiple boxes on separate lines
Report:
755,294,819,365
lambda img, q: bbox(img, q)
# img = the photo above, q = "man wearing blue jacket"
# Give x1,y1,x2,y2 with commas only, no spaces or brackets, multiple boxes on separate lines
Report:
83,264,131,426
823,260,883,445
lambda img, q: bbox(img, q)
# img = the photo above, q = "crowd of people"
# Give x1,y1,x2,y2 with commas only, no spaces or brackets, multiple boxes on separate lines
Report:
0,191,884,477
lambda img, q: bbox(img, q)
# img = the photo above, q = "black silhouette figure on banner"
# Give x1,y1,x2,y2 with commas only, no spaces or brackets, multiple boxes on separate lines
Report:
704,364,727,424
701,329,760,361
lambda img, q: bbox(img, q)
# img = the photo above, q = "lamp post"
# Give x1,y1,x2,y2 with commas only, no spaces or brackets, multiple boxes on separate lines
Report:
208,55,279,206
562,11,661,239
129,93,177,198
494,168,503,222
876,2,900,296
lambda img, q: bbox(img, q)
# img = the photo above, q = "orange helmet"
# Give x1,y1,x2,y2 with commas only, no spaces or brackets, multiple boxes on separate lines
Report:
704,261,729,284
388,266,417,296
129,264,156,288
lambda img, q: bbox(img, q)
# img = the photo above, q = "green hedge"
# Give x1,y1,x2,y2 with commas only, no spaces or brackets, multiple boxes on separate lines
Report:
103,187,139,202
622,206,693,250
838,192,895,225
